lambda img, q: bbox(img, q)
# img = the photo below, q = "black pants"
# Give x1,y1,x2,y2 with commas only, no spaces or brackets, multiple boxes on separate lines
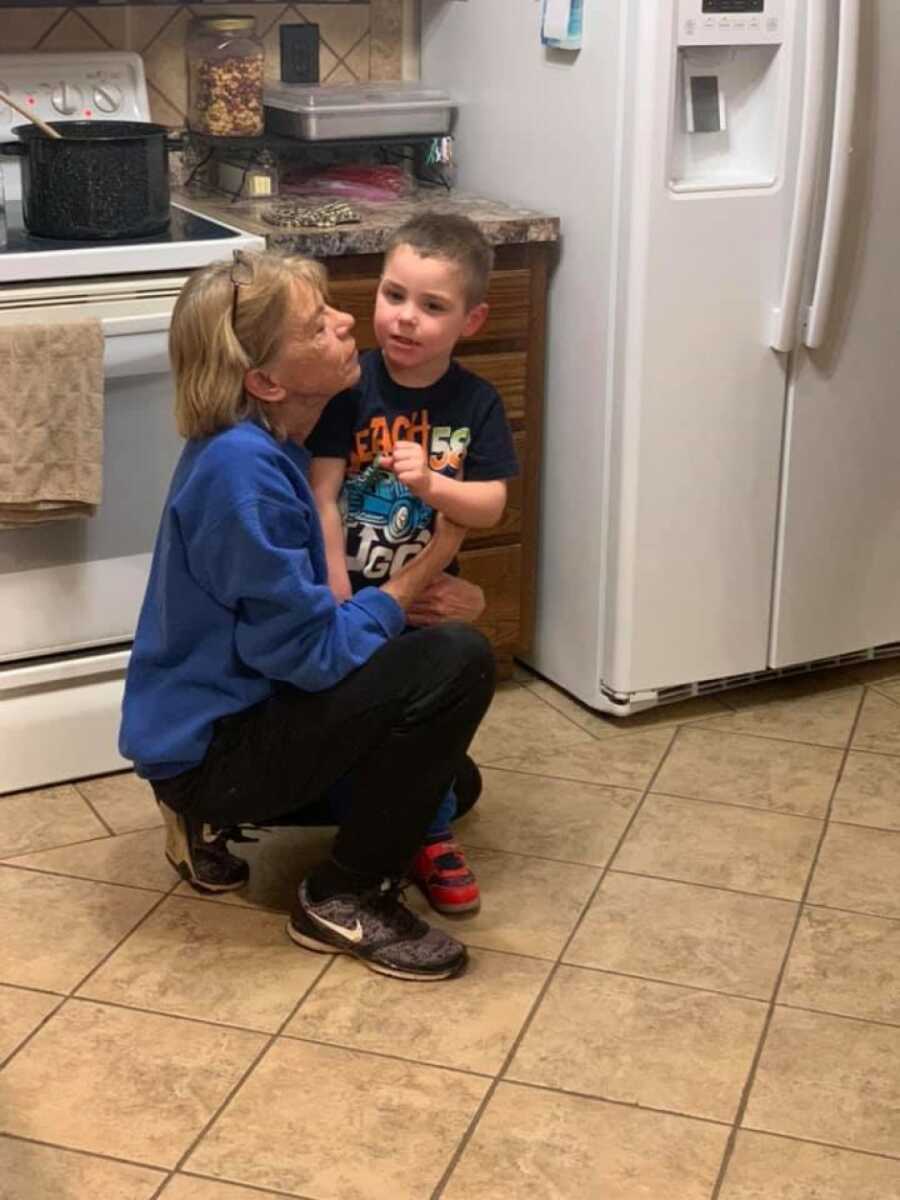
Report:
152,623,495,879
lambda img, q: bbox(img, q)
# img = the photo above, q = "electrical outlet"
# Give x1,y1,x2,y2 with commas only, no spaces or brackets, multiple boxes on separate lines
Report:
280,24,320,84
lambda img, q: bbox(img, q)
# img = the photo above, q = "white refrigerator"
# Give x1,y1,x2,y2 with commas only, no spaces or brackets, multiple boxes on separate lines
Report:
422,0,900,713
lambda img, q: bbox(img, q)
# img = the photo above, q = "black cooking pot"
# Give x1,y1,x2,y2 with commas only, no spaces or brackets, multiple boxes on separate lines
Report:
1,121,183,240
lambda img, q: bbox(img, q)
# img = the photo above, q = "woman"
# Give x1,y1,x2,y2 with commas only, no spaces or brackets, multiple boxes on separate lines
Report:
119,250,494,981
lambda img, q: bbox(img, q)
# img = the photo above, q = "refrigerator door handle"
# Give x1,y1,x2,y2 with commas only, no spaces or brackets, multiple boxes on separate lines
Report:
770,2,829,353
803,0,862,348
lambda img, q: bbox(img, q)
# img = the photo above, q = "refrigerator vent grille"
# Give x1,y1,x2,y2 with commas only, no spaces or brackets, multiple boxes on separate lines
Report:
642,645,900,706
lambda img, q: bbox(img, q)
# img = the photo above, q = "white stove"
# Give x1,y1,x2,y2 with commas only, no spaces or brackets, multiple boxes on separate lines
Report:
0,51,263,281
0,52,265,794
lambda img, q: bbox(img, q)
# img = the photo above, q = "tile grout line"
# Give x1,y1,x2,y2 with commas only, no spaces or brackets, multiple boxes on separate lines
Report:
1,860,170,896
709,686,870,1199
0,878,180,1075
429,724,682,1200
160,952,340,1189
646,788,829,823
177,1166,319,1200
70,784,117,837
0,1131,170,1179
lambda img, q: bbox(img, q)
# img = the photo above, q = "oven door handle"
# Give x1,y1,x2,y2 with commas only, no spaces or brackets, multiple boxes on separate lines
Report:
101,308,176,378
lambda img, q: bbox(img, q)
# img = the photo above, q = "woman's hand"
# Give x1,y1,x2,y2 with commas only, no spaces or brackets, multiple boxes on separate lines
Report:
406,573,486,627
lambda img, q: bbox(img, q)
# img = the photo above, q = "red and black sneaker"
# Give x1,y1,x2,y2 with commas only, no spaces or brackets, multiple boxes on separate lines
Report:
412,835,480,915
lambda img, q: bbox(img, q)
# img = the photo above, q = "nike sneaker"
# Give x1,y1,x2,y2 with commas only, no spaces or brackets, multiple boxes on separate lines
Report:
288,878,468,980
159,802,251,894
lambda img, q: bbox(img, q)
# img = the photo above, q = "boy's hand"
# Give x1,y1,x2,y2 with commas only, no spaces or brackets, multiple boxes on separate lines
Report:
382,441,434,501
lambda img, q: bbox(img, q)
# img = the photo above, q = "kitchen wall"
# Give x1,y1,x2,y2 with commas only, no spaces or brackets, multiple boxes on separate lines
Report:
1,1,406,125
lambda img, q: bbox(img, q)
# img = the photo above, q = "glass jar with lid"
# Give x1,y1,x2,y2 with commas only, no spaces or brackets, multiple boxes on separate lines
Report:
187,15,265,137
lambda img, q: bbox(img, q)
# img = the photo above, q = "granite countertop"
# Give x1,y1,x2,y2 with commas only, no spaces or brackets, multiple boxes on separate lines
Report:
173,187,559,257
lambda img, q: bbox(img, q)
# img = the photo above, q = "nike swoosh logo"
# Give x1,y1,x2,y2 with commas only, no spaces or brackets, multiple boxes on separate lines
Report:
310,910,364,944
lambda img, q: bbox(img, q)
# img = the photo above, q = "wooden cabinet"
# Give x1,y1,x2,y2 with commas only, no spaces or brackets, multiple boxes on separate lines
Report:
325,242,550,677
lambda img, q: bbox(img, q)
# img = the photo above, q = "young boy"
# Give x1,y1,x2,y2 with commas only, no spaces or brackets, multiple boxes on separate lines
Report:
308,212,518,914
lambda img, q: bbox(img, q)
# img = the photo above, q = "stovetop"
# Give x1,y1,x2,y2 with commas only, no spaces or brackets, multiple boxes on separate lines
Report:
2,201,245,255
0,200,266,284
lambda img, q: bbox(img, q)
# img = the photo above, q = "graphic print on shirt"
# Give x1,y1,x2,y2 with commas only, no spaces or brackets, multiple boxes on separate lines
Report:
341,408,471,583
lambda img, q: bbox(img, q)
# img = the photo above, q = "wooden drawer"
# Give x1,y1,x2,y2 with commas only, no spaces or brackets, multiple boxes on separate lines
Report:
328,269,532,352
464,430,525,548
458,543,522,655
454,351,527,422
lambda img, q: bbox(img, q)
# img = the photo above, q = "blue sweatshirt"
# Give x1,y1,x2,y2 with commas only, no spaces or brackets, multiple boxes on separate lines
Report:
119,420,404,779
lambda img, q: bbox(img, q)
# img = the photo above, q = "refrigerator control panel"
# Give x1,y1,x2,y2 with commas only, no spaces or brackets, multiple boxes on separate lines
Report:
678,0,784,45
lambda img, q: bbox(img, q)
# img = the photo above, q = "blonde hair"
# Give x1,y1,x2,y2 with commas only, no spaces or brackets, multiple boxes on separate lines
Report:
170,251,328,439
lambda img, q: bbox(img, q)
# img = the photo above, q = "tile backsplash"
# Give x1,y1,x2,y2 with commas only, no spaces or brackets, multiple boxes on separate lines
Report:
1,1,404,126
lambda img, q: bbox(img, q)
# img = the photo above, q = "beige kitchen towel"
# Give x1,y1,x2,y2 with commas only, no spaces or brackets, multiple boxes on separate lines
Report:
0,319,104,528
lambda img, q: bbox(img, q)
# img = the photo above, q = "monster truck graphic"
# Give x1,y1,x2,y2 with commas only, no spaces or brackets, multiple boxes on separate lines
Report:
342,464,433,544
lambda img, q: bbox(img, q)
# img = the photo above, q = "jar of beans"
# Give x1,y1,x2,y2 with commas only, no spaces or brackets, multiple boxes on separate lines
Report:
187,15,265,137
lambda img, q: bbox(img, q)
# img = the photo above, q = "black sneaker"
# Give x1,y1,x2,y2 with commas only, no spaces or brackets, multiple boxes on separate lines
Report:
288,878,468,981
159,802,251,894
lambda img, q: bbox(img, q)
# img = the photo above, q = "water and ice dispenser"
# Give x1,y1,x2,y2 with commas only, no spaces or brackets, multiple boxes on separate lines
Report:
670,0,786,190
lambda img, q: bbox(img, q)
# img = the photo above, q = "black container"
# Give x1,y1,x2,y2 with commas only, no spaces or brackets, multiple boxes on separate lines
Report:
2,121,182,241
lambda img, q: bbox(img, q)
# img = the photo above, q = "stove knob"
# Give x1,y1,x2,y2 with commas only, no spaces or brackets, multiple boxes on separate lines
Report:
51,83,84,116
92,83,122,114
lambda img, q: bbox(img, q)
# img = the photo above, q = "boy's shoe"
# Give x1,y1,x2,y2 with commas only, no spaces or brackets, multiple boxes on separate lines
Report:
159,802,251,894
288,878,468,981
411,836,480,915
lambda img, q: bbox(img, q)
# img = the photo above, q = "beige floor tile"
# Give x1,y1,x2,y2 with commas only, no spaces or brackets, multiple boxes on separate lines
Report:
808,823,900,919
0,1136,165,1200
80,896,327,1032
779,907,900,1024
720,1130,900,1199
461,768,640,865
76,772,163,834
0,866,160,992
407,847,600,960
528,679,729,738
833,751,900,831
655,728,842,818
565,873,797,998
442,1082,729,1200
746,1006,900,1156
874,676,900,698
697,685,862,748
852,689,900,755
483,727,674,790
470,684,593,764
0,999,265,1168
615,794,821,899
160,1178,297,1200
0,784,106,859
0,985,60,1063
174,825,336,914
6,827,173,891
186,1039,489,1199
508,965,766,1122
285,948,550,1073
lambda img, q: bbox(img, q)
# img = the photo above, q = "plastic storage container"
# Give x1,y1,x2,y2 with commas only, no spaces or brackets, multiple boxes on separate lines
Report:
263,81,454,141
187,15,265,137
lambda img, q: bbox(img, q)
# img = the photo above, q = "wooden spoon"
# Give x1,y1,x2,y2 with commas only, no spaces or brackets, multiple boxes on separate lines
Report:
0,90,62,139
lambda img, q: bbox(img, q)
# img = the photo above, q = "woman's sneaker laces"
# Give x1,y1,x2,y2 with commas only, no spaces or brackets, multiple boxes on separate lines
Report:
288,877,468,981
